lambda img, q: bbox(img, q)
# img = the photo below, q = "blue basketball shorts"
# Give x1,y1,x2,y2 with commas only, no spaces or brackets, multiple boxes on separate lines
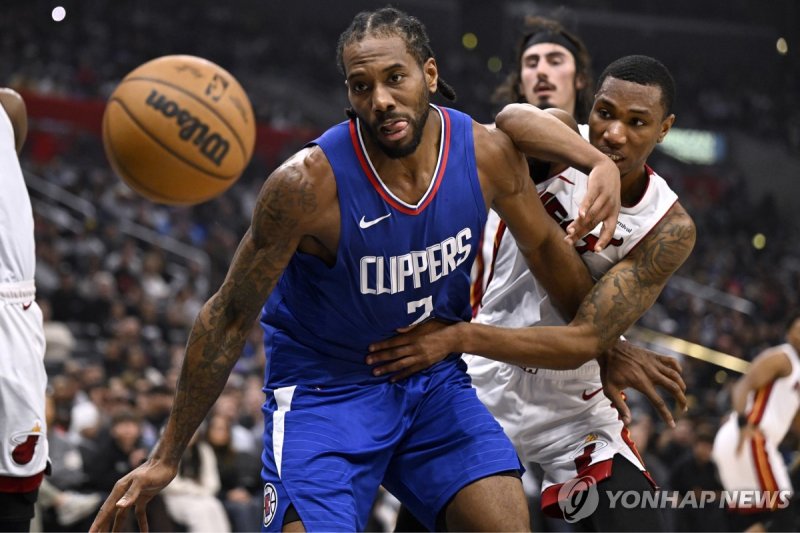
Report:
258,360,523,531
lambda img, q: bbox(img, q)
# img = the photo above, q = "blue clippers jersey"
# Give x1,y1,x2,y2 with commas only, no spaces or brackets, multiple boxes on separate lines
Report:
260,105,486,387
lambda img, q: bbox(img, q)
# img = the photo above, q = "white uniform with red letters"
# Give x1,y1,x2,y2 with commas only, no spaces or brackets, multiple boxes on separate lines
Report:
467,165,677,512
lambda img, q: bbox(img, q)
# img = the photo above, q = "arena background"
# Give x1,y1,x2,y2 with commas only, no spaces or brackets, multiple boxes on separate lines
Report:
5,1,800,531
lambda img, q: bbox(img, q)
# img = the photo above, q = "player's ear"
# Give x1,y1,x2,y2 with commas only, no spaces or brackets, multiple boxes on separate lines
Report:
657,113,676,143
423,58,438,93
575,73,587,91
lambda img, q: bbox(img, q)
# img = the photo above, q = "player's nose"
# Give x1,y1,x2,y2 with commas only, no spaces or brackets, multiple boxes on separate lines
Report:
603,121,626,146
371,83,395,113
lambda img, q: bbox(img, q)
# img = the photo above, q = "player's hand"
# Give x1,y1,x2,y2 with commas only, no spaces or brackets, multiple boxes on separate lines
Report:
565,158,620,252
736,423,763,456
598,339,687,427
367,320,462,381
89,460,178,532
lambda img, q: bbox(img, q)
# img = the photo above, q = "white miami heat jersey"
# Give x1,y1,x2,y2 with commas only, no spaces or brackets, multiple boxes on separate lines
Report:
711,344,800,504
0,98,48,483
470,125,590,316
476,165,678,346
744,343,800,444
0,103,35,284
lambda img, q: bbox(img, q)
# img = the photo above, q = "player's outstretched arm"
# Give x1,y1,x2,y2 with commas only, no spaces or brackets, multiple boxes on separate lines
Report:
730,348,791,453
492,200,696,367
732,348,792,416
90,147,333,532
477,123,596,321
495,102,621,250
369,202,695,376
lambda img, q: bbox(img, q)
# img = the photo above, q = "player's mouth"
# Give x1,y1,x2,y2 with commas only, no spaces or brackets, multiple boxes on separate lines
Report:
533,82,556,95
601,150,624,163
379,119,410,141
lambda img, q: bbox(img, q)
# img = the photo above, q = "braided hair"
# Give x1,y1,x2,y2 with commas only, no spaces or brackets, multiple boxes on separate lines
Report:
337,7,456,119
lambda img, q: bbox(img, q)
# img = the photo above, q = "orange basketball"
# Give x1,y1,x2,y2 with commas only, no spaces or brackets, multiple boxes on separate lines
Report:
102,55,256,205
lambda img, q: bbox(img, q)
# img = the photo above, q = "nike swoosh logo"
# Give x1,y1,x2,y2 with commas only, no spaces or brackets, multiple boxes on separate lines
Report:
581,387,603,401
22,302,32,311
359,213,391,229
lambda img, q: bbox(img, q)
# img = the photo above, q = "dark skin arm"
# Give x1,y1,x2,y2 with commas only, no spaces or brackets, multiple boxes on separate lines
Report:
495,103,621,250
0,88,28,153
474,122,600,321
598,340,687,426
90,147,338,532
731,347,792,454
368,202,695,422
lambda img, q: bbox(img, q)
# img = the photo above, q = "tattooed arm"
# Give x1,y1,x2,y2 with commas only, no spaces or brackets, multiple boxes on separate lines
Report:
90,147,337,532
368,202,695,372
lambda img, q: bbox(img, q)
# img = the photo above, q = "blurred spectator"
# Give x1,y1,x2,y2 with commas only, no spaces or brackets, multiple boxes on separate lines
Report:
669,425,727,531
82,409,148,495
39,298,75,371
162,429,231,532
35,395,101,531
211,380,258,455
137,384,174,449
80,409,178,531
206,414,262,532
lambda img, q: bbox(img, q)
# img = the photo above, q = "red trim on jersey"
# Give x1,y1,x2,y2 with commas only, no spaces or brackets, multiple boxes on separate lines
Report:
470,233,486,316
751,433,780,500
557,174,575,186
349,108,451,216
470,219,508,317
540,426,658,518
541,455,612,517
620,426,646,467
0,471,44,493
574,442,596,472
626,165,655,208
747,382,773,426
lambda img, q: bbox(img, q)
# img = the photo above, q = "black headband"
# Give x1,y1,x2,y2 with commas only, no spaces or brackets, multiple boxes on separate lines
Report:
523,31,580,61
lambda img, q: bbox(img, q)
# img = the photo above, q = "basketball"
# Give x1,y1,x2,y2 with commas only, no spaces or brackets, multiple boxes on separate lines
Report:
102,55,256,205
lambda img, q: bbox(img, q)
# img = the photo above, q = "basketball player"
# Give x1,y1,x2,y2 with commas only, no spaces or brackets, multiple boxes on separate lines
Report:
369,56,696,531
90,7,624,532
711,315,800,532
478,18,685,426
471,16,594,315
0,87,49,532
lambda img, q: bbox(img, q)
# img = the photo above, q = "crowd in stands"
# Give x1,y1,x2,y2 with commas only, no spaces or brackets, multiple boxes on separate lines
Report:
7,1,800,150
7,1,800,531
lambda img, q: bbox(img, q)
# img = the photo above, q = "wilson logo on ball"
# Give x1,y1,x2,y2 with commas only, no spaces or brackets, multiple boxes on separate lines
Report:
145,89,230,166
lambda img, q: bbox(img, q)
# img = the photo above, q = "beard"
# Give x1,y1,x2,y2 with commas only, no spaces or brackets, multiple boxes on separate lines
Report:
360,89,431,159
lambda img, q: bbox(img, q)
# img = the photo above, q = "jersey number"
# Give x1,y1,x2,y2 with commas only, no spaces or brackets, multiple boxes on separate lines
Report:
407,296,433,326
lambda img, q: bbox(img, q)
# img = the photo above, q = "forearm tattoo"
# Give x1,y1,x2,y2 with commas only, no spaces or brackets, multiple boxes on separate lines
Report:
575,204,696,350
168,165,319,461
